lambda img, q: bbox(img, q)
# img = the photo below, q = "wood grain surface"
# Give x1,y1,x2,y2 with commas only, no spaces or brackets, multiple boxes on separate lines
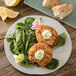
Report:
0,0,76,76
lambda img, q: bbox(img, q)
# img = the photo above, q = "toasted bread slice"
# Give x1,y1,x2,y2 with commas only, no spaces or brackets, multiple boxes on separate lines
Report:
42,0,61,8
52,3,74,20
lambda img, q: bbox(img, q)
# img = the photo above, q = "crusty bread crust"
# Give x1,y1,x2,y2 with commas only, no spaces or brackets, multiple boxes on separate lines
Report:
52,3,74,19
52,3,74,10
42,0,61,8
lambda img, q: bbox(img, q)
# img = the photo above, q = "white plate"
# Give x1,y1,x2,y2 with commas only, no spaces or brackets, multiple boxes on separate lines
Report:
4,15,72,75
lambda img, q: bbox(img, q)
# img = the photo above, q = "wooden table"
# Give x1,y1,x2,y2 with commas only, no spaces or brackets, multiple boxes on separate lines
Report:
0,0,76,76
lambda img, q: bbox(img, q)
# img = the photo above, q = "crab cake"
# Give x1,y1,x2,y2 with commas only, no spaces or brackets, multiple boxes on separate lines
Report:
36,25,59,47
29,43,53,66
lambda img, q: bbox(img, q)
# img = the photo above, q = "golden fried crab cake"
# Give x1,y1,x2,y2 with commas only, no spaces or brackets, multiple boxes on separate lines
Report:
29,43,53,66
35,25,59,47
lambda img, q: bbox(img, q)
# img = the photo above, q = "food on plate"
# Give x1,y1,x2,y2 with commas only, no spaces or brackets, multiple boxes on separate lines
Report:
45,58,59,69
53,32,67,49
0,7,19,21
52,3,74,20
36,25,59,47
4,0,20,7
31,19,41,30
42,0,61,8
29,43,53,66
6,17,67,69
13,54,24,63
6,17,37,66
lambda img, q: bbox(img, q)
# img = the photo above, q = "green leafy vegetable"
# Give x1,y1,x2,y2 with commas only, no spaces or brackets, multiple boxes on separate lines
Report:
6,32,15,42
6,17,36,67
40,17,42,21
9,41,19,54
16,29,22,43
24,17,35,24
16,23,30,30
53,32,67,49
16,23,24,29
20,57,34,67
45,58,59,70
13,40,19,54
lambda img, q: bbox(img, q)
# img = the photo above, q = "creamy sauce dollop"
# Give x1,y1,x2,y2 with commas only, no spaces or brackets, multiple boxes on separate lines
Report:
35,50,44,61
42,30,52,39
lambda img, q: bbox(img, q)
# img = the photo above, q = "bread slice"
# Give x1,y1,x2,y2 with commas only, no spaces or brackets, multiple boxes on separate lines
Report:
52,3,74,20
42,0,61,8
